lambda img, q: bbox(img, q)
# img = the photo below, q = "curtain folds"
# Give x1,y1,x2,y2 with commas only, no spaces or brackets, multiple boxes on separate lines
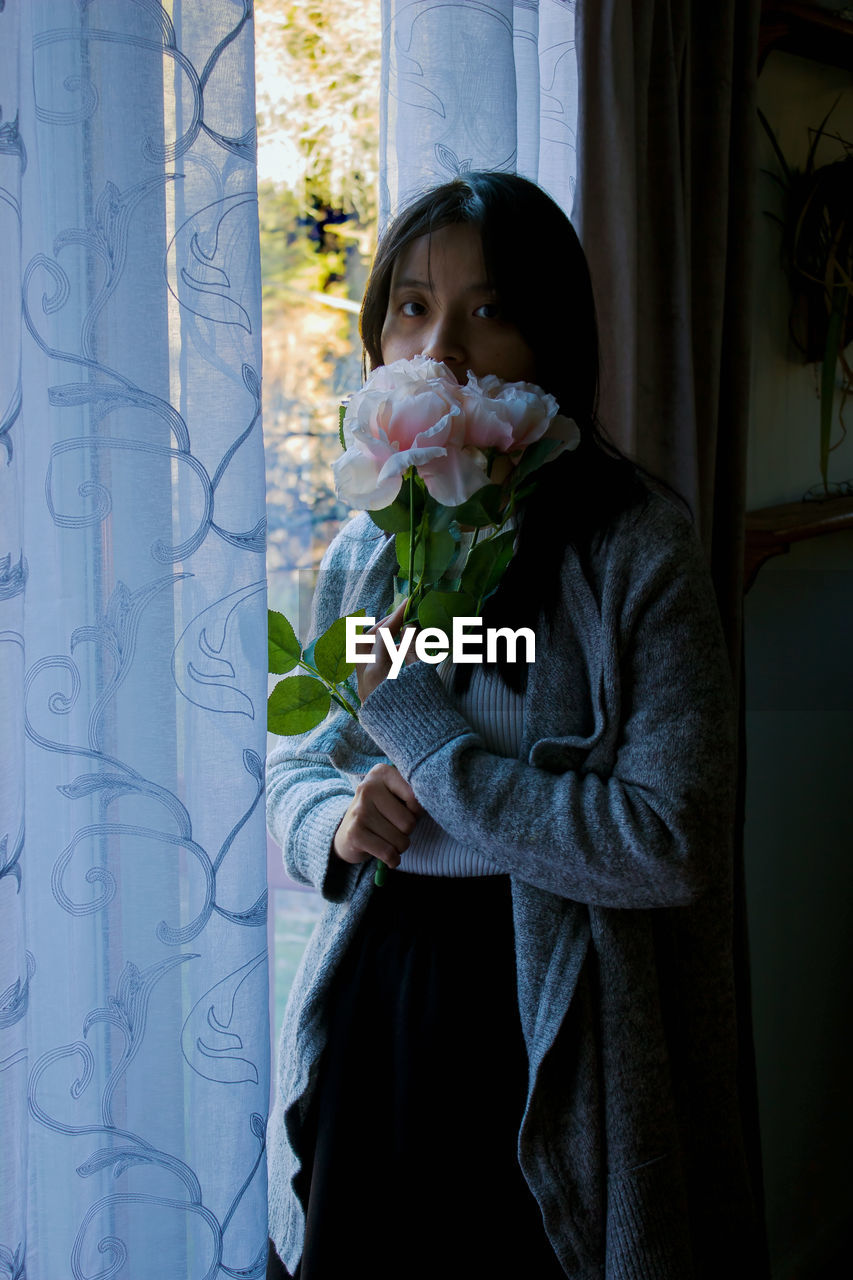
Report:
379,0,579,224
0,4,269,1278
574,1,769,1265
574,0,760,660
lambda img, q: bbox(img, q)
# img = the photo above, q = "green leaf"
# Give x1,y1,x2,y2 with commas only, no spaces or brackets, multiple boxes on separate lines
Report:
433,483,505,529
395,528,457,585
369,479,425,534
268,675,331,735
395,532,411,577
338,402,346,451
268,610,301,675
460,529,516,604
757,107,791,183
511,437,561,486
370,494,411,533
313,610,365,684
819,289,844,493
417,589,477,633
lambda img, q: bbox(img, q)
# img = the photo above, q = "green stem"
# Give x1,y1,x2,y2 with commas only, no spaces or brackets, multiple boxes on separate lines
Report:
408,470,416,582
335,682,361,715
412,490,431,615
330,689,360,718
403,470,417,624
496,489,516,532
297,658,360,720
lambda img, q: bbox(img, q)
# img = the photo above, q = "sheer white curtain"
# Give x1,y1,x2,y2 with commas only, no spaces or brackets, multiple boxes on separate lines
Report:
0,4,269,1278
379,0,578,222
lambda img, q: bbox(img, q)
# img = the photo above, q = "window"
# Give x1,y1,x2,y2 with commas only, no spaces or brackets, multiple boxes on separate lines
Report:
256,0,381,1069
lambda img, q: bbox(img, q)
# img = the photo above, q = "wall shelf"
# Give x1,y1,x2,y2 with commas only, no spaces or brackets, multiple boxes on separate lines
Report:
744,493,853,588
759,2,853,74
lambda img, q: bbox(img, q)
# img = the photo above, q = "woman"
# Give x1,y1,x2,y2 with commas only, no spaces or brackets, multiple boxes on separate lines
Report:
266,173,762,1279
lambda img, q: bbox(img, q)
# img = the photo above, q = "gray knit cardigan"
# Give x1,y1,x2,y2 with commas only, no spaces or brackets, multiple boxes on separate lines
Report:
266,491,760,1279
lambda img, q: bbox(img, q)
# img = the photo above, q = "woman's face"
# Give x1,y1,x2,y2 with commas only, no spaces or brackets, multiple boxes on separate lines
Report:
379,222,538,385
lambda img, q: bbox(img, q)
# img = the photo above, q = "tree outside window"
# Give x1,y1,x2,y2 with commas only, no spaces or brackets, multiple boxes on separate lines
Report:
256,0,381,1062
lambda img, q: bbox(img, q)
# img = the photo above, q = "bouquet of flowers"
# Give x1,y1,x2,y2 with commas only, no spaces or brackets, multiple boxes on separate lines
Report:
268,355,578,737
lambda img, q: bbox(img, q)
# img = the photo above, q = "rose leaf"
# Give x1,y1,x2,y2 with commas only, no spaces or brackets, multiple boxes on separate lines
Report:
369,494,411,533
268,610,301,675
439,483,505,528
313,610,365,684
512,438,561,485
396,528,457,586
268,676,331,735
417,590,477,633
460,529,516,602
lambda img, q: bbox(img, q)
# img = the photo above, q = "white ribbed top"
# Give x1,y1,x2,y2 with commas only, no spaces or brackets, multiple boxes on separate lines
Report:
398,659,524,876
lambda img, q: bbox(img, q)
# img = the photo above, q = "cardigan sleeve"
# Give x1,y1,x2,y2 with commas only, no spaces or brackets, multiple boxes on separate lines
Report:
266,732,361,902
357,499,737,909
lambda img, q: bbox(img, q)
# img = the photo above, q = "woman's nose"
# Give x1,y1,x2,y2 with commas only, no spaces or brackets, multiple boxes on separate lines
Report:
421,317,466,378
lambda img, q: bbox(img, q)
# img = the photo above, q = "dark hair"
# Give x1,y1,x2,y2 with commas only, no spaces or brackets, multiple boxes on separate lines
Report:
361,172,599,428
360,172,647,692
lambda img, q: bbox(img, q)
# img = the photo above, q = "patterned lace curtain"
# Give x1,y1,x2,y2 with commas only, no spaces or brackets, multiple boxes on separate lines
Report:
379,0,578,222
0,4,269,1278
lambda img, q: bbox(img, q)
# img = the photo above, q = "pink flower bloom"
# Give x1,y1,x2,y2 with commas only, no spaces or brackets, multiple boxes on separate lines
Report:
333,356,486,508
332,356,579,510
461,373,561,452
416,444,490,506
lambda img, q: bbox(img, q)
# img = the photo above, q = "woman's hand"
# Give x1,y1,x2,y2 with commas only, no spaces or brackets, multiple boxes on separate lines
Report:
355,598,419,703
332,762,423,871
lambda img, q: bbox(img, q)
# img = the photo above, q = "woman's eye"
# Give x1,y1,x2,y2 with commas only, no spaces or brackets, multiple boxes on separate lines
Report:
401,300,426,317
474,302,501,319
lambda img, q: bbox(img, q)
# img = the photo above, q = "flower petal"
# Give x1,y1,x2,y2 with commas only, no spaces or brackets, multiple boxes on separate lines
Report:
376,443,448,487
367,354,460,393
385,396,462,449
332,445,404,510
457,392,515,450
544,414,581,455
418,447,488,506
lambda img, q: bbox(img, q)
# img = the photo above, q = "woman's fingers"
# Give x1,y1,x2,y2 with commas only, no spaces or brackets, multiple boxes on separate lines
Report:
355,599,419,701
380,760,423,815
333,764,422,867
378,598,408,630
371,791,419,847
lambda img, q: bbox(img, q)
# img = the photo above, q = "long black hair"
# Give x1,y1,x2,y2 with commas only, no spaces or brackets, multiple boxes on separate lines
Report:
360,172,647,692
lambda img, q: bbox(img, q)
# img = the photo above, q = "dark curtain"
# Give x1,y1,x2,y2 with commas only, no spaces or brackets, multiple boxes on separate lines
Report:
575,0,769,1268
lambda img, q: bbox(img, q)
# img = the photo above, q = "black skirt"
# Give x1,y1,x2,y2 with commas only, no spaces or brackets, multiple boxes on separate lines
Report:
270,871,564,1280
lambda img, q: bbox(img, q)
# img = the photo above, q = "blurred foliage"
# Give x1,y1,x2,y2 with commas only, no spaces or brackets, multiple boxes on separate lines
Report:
254,1,381,597
258,180,358,315
255,0,380,223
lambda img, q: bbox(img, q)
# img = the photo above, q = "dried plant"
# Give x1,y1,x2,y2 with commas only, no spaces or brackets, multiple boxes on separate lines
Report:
760,103,853,495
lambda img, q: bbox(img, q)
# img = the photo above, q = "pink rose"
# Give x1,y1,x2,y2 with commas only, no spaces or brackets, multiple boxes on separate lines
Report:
333,357,581,511
461,373,560,452
463,374,581,466
333,356,489,508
